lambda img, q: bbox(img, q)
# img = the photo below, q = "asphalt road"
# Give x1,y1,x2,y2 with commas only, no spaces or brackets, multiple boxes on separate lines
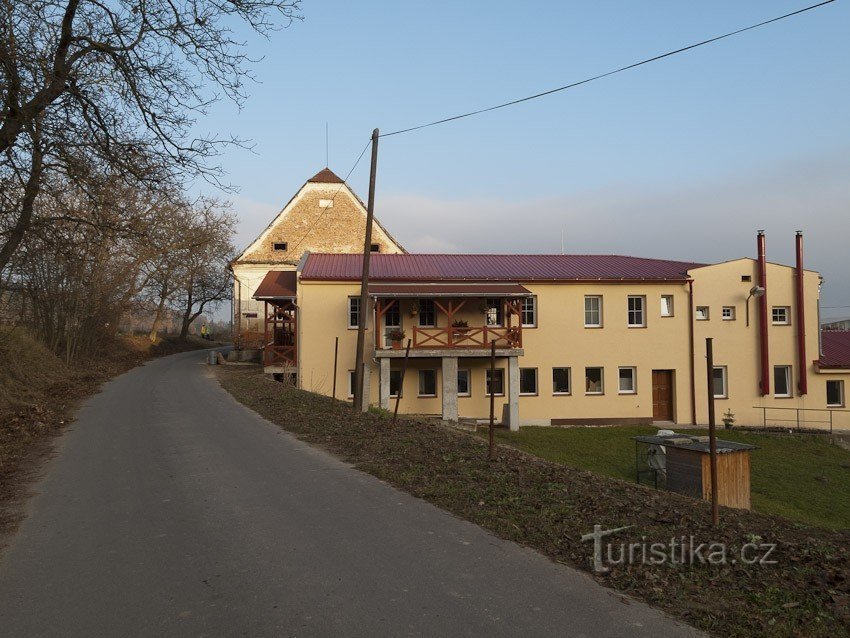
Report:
0,349,700,637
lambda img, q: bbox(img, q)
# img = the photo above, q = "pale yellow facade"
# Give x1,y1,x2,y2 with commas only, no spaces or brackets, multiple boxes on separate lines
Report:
293,259,850,431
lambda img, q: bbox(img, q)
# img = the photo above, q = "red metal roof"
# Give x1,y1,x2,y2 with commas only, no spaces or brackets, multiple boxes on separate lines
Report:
253,271,297,299
307,167,344,184
367,283,532,297
301,254,703,282
817,330,850,368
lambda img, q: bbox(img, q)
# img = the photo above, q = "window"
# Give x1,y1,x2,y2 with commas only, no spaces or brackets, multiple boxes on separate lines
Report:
485,298,503,326
584,296,602,327
713,366,728,398
347,370,356,399
585,367,604,394
384,303,401,327
273,242,288,251
521,296,537,327
486,369,505,396
774,366,792,398
618,367,636,394
348,298,360,328
552,368,571,395
457,369,471,397
370,243,381,253
772,306,790,325
243,312,258,319
627,296,646,327
722,306,736,321
519,368,538,395
418,369,437,397
696,306,710,321
661,295,674,317
741,275,752,282
389,370,403,398
827,380,845,407
418,299,436,327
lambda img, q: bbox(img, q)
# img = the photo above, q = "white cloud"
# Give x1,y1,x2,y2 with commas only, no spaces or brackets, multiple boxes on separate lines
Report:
378,149,850,317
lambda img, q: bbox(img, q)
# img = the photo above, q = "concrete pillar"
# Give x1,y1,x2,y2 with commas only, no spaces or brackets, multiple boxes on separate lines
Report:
379,358,390,410
441,357,458,422
507,356,520,431
360,361,371,412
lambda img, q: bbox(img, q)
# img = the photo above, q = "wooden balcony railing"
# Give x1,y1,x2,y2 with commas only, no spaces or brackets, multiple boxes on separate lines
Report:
411,326,522,349
263,344,297,367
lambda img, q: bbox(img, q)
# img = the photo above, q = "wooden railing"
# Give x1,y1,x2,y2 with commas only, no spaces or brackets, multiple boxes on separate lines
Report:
264,344,296,367
411,326,522,349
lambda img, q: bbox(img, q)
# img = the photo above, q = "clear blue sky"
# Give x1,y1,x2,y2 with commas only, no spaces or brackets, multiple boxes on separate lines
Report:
199,1,850,315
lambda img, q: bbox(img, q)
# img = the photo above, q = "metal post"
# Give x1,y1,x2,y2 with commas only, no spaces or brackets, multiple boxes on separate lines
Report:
353,129,380,412
391,339,411,427
796,408,801,432
706,338,719,527
489,340,496,461
331,336,339,399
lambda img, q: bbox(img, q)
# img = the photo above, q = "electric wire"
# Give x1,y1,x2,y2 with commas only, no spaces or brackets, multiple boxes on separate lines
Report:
379,0,836,138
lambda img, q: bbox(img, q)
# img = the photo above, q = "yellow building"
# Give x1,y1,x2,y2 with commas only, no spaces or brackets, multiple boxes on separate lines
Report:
244,174,850,431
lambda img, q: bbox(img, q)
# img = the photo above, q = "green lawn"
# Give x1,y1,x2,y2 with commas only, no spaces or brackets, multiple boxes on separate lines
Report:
491,426,850,530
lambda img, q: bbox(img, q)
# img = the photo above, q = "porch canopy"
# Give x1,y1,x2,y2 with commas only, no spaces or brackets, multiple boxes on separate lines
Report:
366,282,531,298
253,271,297,300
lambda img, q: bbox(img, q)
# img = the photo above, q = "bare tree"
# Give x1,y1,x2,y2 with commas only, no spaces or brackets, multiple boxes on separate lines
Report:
0,0,301,271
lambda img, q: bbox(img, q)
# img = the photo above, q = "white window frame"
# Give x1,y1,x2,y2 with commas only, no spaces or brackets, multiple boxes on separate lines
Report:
457,369,471,397
827,380,845,408
486,368,505,397
485,298,503,327
389,369,403,398
722,306,736,321
712,366,728,399
585,367,604,395
347,370,356,399
552,367,571,395
348,298,360,329
418,299,436,327
661,295,674,317
618,367,637,394
696,306,710,321
627,295,646,327
418,369,437,398
520,296,537,328
584,296,602,328
774,365,792,398
772,306,790,325
519,368,538,396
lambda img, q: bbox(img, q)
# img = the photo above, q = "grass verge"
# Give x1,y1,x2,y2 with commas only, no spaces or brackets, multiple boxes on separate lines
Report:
216,365,850,638
487,425,850,530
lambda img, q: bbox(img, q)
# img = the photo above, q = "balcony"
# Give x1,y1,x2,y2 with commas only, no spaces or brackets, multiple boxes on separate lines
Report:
370,283,530,357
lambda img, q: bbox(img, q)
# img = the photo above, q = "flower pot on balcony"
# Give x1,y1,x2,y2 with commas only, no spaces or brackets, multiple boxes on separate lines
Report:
391,339,402,350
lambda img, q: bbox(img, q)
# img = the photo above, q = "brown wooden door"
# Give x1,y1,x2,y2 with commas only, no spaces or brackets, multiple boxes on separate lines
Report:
652,370,674,422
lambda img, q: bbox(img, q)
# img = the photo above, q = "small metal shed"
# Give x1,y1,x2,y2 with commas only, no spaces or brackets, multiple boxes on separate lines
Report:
633,434,758,510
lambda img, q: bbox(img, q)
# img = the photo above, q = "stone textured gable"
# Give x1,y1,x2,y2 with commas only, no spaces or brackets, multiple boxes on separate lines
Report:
237,183,404,265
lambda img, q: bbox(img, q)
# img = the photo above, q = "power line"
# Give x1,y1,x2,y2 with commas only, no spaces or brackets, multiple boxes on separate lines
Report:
288,137,372,255
380,0,836,138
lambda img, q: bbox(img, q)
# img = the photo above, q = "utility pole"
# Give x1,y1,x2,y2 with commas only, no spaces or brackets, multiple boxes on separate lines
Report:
353,128,380,412
705,337,719,527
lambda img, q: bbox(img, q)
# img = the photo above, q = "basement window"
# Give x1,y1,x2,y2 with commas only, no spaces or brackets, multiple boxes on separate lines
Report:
486,369,505,397
519,368,538,395
418,370,437,397
389,370,403,398
618,367,637,394
827,380,845,408
774,366,792,398
552,368,571,395
348,370,356,399
713,366,728,398
273,242,288,251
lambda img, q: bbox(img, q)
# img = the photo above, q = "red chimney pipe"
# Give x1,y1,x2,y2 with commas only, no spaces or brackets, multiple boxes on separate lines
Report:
795,231,808,395
757,231,770,396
